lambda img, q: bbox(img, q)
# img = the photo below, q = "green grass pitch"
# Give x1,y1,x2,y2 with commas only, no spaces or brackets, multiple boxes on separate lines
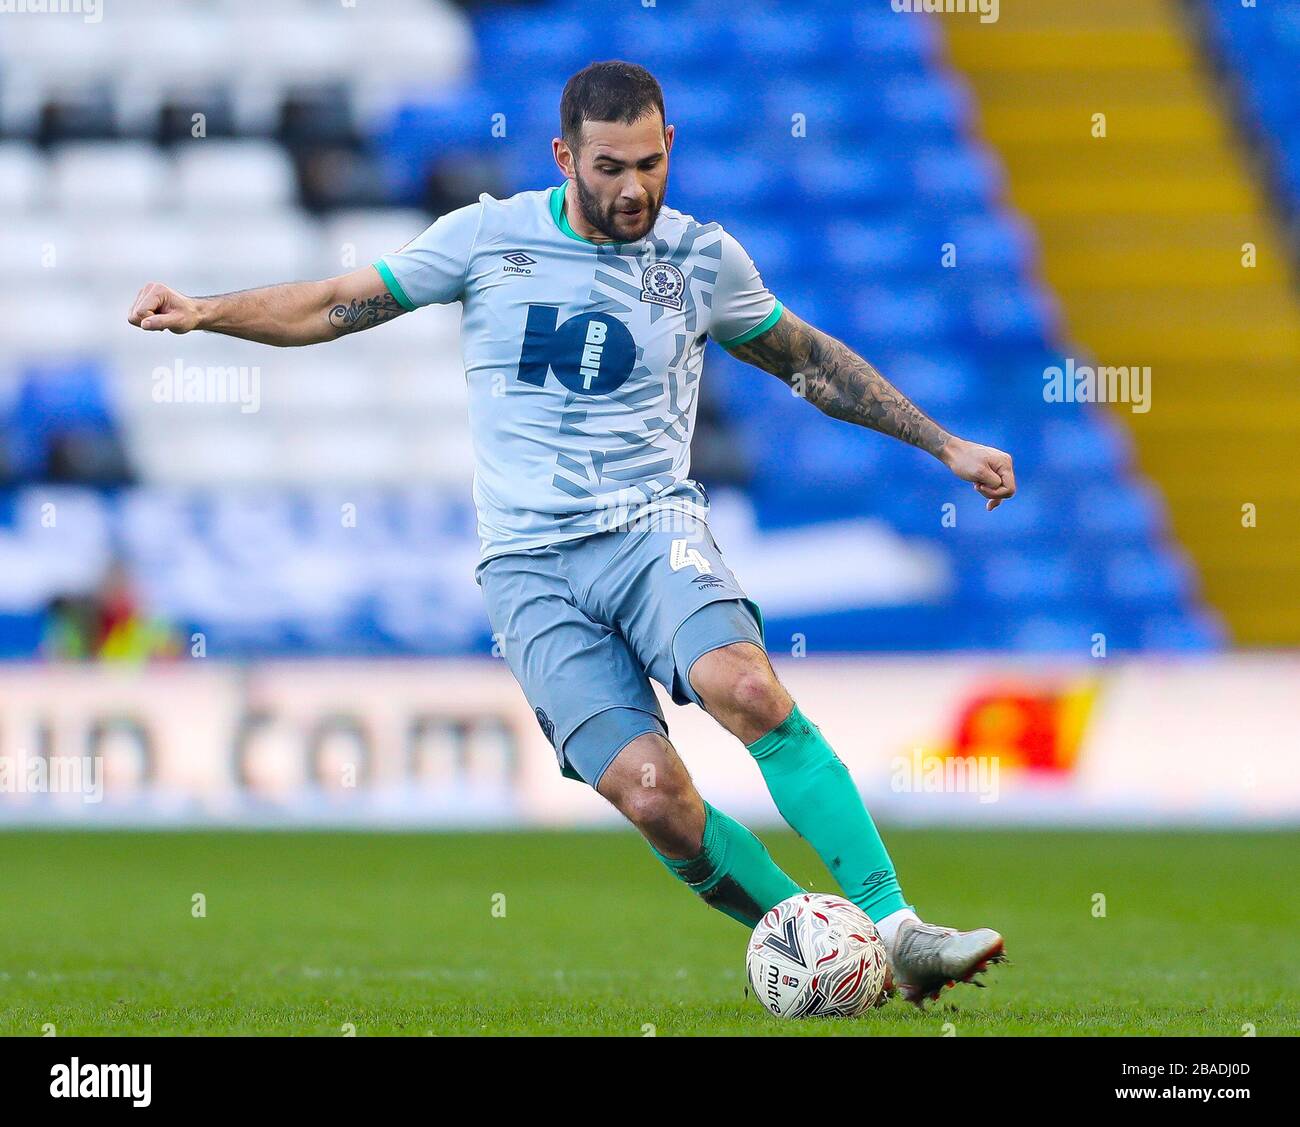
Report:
1,828,1295,1036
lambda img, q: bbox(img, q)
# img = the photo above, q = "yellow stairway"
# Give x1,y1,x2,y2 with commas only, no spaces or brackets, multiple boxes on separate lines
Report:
943,0,1300,645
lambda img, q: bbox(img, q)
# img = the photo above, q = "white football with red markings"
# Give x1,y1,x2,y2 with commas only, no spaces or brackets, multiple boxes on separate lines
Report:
746,892,888,1018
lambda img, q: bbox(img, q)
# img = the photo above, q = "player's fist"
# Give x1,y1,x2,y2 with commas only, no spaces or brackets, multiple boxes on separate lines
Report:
128,283,202,334
941,437,1016,511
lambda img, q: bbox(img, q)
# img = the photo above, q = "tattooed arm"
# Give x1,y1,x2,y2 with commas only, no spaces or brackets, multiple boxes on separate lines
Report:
729,307,1016,509
127,265,405,347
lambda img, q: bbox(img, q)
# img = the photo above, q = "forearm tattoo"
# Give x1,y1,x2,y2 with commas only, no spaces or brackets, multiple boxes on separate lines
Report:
729,309,951,456
328,292,406,335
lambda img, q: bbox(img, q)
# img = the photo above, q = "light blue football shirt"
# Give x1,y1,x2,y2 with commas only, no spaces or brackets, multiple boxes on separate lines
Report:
374,184,782,561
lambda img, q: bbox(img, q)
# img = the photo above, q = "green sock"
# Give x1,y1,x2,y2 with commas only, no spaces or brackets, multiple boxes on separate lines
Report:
652,802,803,927
747,705,912,921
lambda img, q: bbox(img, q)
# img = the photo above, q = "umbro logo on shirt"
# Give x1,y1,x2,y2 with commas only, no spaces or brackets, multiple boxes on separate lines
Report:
502,251,535,275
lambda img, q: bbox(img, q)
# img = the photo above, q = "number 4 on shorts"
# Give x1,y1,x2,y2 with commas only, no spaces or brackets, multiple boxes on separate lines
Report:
669,537,712,575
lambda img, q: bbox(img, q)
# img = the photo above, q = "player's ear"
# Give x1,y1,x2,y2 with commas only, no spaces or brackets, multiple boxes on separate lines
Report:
552,137,575,180
664,123,674,154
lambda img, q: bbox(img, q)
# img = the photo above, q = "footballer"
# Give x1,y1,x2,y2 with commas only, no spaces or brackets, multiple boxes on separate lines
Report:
129,61,1015,1004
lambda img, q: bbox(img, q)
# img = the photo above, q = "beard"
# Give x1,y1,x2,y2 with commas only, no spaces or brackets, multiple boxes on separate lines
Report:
572,170,663,243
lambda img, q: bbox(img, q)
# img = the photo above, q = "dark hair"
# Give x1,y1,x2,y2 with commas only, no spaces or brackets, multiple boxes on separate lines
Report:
560,60,665,150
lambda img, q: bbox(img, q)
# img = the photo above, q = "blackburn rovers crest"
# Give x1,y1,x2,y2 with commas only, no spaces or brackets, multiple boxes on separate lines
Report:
640,261,685,310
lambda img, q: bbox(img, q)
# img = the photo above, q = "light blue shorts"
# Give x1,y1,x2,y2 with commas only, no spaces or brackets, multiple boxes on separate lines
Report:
476,512,764,786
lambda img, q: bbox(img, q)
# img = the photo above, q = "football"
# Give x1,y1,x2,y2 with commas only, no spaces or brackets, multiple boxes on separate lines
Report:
746,893,889,1018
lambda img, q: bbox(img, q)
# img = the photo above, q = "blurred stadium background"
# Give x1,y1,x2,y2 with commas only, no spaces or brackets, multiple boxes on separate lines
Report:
1,0,1297,833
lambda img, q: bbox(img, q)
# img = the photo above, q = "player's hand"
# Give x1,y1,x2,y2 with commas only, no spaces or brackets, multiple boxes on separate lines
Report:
941,437,1016,511
128,282,202,334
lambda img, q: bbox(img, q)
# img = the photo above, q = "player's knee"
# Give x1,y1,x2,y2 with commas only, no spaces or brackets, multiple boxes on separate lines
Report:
732,667,789,729
608,762,701,859
695,643,791,733
618,766,696,832
599,734,695,825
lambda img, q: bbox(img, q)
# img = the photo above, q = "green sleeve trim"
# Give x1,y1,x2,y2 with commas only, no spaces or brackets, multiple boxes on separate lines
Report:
718,300,784,350
373,258,417,312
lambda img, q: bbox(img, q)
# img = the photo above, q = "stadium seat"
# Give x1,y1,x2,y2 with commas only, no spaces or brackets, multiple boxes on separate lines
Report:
49,143,172,212
0,0,1222,655
0,143,44,210
172,141,298,211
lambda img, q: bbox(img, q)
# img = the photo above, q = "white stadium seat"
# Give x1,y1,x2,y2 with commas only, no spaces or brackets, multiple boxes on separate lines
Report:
0,216,77,279
6,285,119,358
113,13,237,90
279,423,406,485
0,143,44,211
49,143,172,212
229,13,352,88
0,18,130,88
127,418,283,485
187,213,320,288
320,210,433,273
385,351,469,413
257,354,378,417
172,141,298,211
90,218,203,284
409,427,476,485
354,12,475,86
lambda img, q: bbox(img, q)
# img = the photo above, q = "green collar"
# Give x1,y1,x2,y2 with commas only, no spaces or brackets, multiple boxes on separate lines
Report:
549,183,641,248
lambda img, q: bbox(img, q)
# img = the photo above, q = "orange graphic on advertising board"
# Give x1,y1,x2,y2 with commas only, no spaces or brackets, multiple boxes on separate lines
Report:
946,681,1098,774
